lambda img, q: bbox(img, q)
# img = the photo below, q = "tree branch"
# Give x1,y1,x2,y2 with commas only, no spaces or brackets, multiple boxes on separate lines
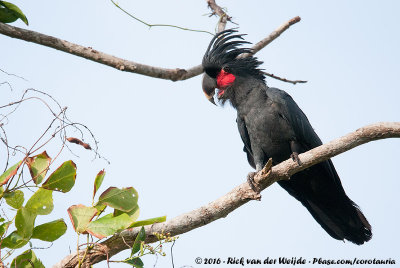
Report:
263,71,307,85
54,122,400,267
0,16,300,81
251,16,301,55
206,0,231,32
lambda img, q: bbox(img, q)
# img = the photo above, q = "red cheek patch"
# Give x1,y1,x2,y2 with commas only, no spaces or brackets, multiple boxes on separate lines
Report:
217,70,236,88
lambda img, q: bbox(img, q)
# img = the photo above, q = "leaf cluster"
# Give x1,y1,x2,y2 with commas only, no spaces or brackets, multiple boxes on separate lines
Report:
68,170,166,239
0,151,73,265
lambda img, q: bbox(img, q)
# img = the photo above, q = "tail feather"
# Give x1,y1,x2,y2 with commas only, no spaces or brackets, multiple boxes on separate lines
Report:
278,160,372,245
305,198,372,245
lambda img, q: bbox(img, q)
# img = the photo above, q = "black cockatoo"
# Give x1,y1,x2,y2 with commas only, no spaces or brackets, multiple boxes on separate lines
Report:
201,29,372,245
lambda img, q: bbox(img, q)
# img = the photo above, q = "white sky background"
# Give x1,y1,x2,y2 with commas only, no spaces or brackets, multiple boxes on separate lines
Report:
1,0,400,267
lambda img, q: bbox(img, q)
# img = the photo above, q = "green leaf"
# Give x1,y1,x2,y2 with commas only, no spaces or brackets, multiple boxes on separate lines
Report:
94,203,107,216
114,204,140,222
32,218,67,242
15,207,36,239
4,190,24,209
123,257,144,268
26,151,51,185
129,216,167,228
0,161,21,186
131,226,146,256
86,213,132,239
42,160,76,193
0,1,28,25
2,231,29,249
97,187,138,212
0,221,11,237
0,6,18,23
25,188,54,215
67,204,97,233
93,169,105,199
11,250,45,268
0,185,3,198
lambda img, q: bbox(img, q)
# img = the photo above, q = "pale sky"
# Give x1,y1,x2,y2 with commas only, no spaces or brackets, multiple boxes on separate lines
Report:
1,0,399,267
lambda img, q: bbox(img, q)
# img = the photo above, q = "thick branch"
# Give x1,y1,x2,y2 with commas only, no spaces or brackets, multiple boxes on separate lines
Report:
54,122,400,267
0,16,299,81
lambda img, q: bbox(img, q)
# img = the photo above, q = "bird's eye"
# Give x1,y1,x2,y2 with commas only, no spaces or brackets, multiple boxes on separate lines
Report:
223,66,231,73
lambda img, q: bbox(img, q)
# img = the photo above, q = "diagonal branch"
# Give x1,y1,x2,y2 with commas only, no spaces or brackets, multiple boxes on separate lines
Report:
54,122,400,267
0,16,300,81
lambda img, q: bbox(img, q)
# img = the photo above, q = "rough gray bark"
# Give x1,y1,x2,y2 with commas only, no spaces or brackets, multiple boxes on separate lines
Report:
0,16,300,81
54,122,400,268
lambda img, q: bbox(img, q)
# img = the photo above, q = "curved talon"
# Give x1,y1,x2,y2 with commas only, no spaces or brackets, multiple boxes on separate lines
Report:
247,171,260,193
290,152,302,166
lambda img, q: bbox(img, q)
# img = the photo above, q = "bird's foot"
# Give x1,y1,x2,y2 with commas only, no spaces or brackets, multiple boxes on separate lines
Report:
290,152,302,166
246,172,262,200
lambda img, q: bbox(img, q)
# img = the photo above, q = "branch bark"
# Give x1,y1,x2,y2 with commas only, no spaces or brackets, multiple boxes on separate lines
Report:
0,16,300,81
206,0,231,32
54,122,400,268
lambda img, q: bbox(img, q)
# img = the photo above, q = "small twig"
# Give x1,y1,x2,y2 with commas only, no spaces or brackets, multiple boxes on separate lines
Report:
263,71,307,85
152,254,159,268
0,67,28,81
77,243,110,268
206,0,231,32
170,240,176,268
0,81,13,91
110,0,213,35
30,242,54,250
0,124,10,172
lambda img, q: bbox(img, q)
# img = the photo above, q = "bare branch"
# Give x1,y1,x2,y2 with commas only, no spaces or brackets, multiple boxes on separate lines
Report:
263,71,307,85
0,16,300,81
0,67,28,81
254,16,301,54
206,0,231,32
54,122,400,267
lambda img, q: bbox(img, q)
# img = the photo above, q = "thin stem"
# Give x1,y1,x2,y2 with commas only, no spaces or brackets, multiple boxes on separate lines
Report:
110,0,213,35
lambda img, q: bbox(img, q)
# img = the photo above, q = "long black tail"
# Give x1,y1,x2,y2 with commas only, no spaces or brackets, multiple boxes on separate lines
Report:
278,160,372,245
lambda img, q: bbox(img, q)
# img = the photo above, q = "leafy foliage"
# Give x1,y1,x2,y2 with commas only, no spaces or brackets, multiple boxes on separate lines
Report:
11,250,45,268
67,172,171,266
42,160,77,192
68,172,166,239
26,151,51,184
0,88,171,267
32,219,67,242
0,1,28,25
121,227,178,267
0,152,72,263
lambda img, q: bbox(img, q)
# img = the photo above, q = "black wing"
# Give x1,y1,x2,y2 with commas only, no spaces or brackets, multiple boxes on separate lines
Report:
268,87,323,151
237,116,256,169
268,88,371,244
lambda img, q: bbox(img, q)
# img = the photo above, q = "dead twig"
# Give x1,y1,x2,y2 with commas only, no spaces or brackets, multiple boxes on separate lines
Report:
263,71,307,85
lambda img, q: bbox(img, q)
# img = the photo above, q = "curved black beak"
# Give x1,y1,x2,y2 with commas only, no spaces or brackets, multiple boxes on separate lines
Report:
202,73,217,105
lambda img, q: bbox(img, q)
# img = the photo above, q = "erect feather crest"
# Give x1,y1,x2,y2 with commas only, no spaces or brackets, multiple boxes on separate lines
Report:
202,29,265,81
